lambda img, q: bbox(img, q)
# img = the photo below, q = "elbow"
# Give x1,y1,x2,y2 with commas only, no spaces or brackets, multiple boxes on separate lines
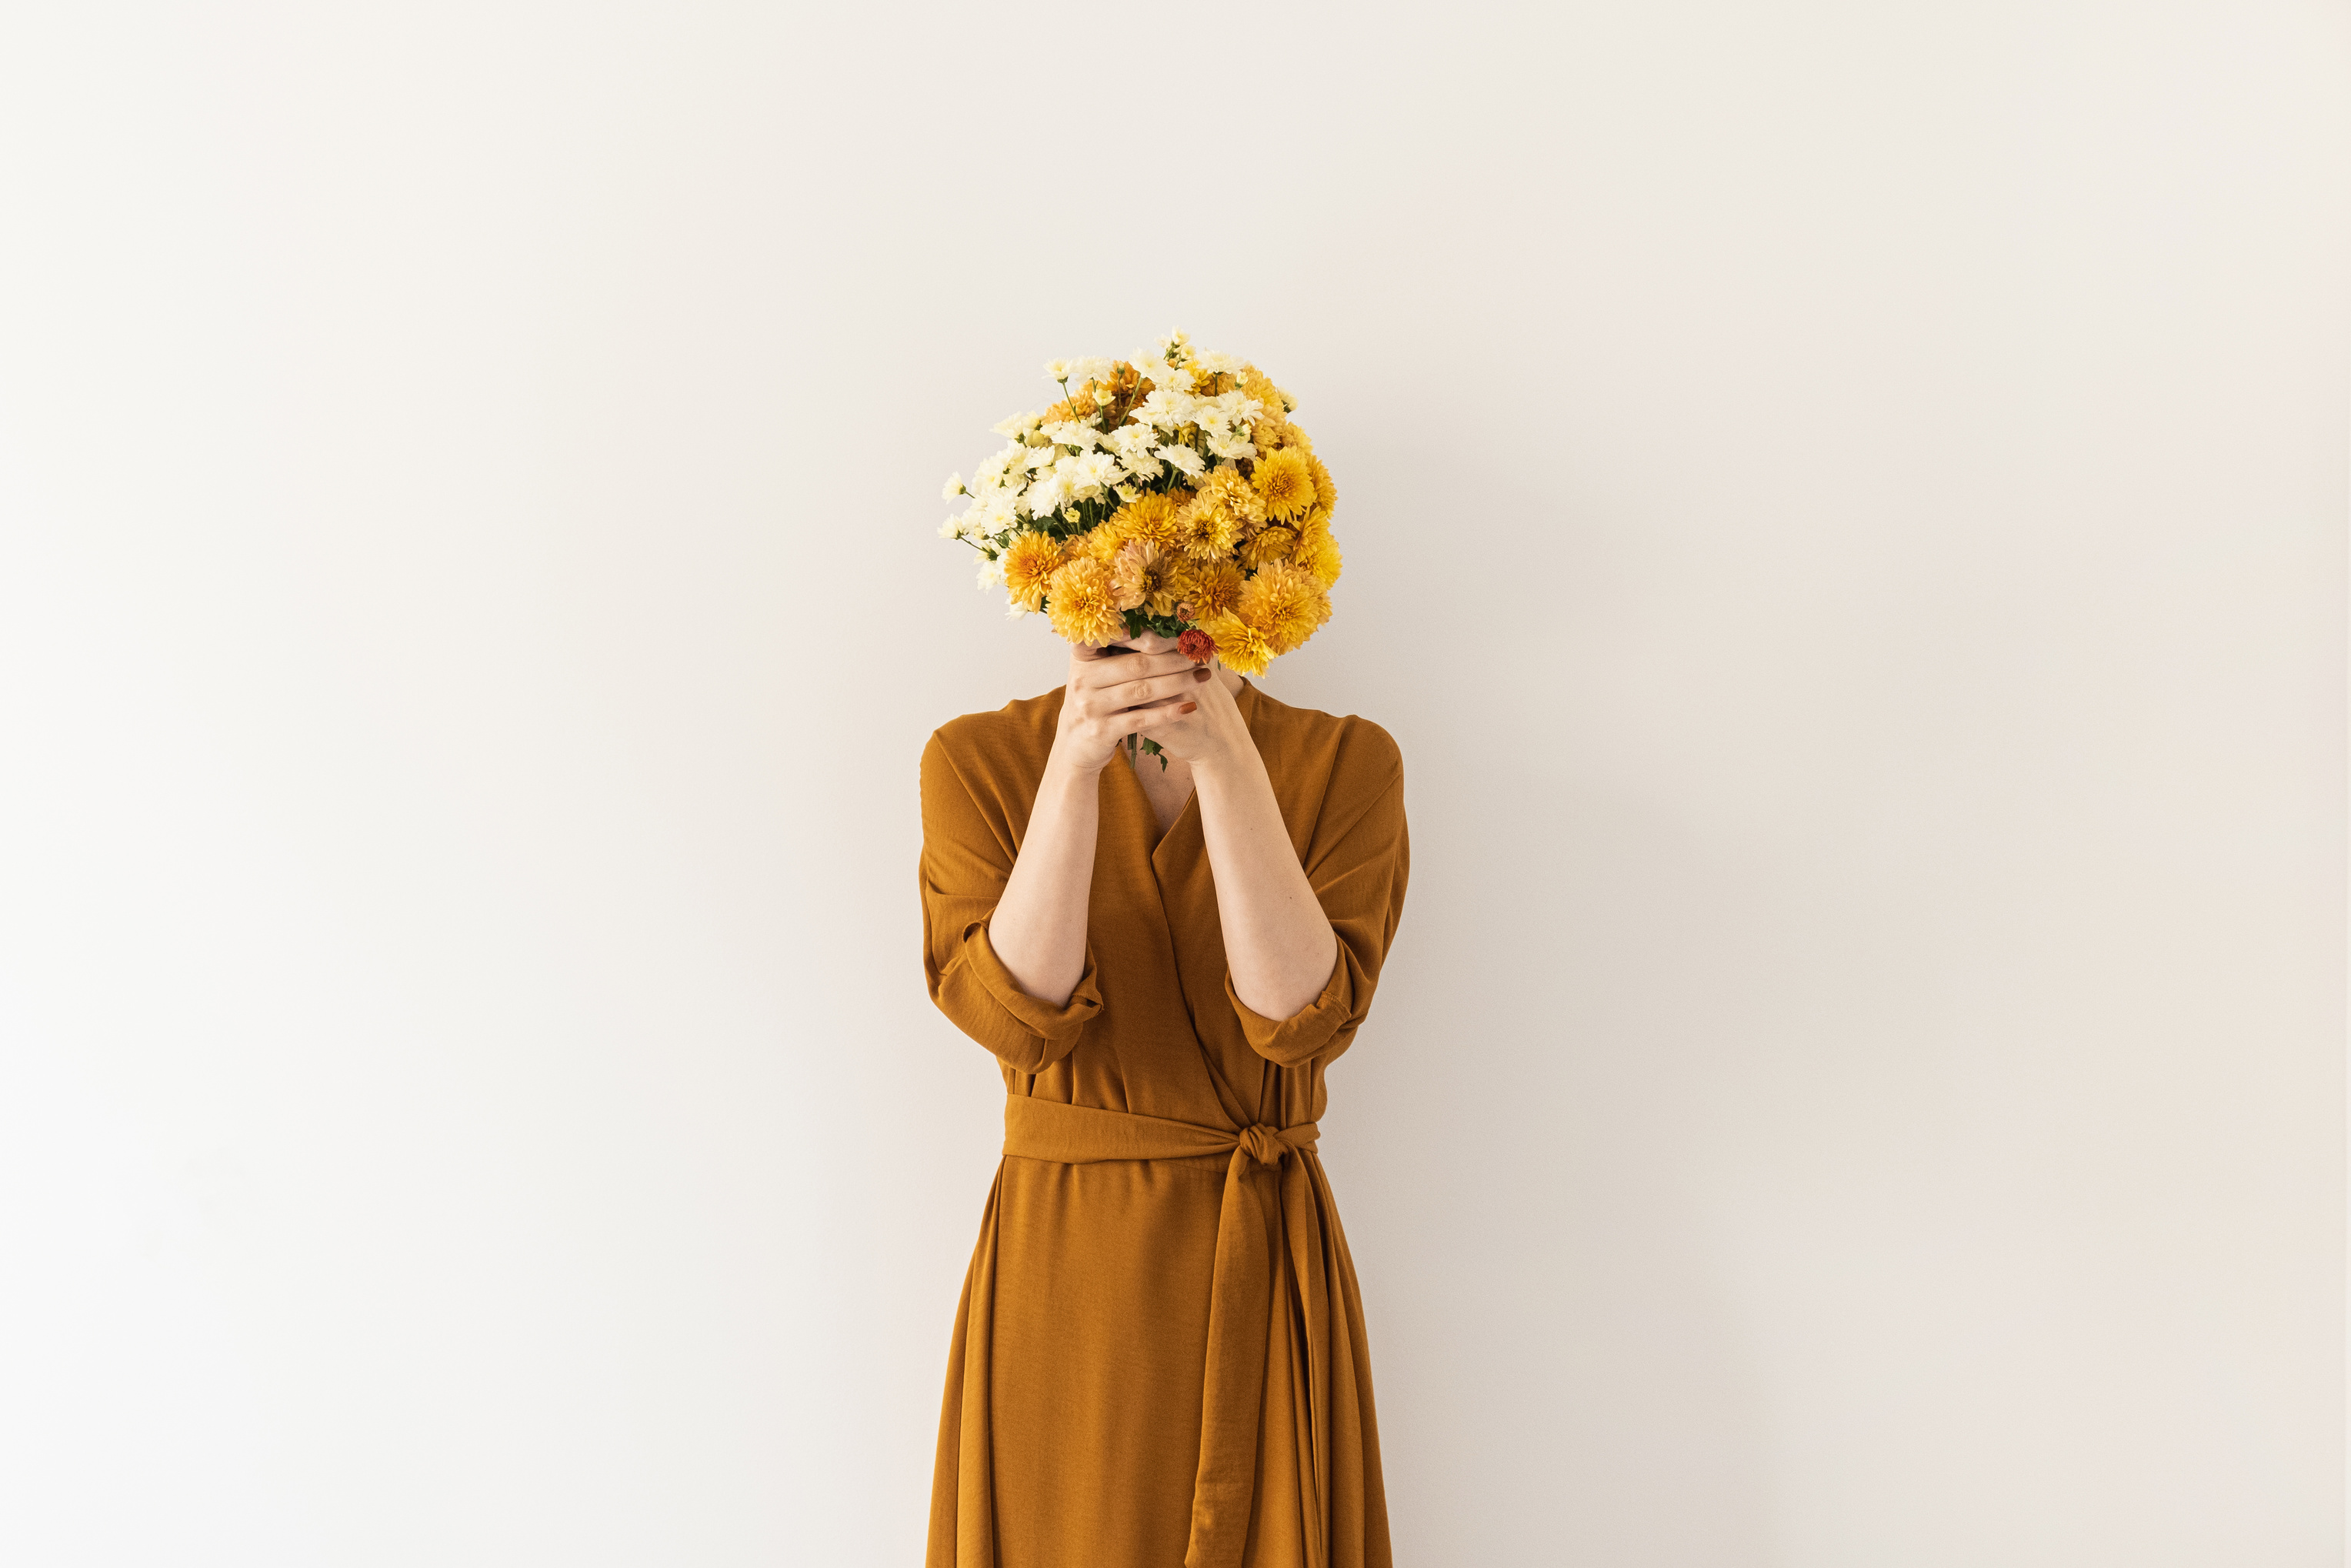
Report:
927,989,1089,1074
1224,946,1359,1068
929,942,1101,1073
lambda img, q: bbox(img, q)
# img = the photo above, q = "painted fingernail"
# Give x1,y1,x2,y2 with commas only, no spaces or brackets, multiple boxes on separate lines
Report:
1193,668,1209,682
1180,702,1198,713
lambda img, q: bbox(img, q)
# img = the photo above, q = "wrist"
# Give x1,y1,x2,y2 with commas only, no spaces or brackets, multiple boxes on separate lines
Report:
1046,729,1114,779
1186,744,1259,789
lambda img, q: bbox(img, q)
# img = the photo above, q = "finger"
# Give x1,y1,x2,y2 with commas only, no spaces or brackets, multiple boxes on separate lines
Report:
1087,652,1198,691
1129,699,1200,733
1106,669,1212,712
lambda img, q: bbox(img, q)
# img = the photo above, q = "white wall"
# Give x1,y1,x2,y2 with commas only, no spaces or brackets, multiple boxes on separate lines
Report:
1,4,2342,1563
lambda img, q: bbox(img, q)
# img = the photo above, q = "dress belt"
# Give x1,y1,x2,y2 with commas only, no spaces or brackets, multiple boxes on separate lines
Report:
1002,1094,1329,1568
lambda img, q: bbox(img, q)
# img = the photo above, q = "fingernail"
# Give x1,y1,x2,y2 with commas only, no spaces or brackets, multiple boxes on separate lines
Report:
1193,669,1209,682
1180,702,1198,713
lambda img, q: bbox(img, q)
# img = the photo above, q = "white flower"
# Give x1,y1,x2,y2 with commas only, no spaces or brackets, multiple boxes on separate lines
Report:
1025,468,1072,517
942,473,966,500
1040,419,1103,451
969,492,1018,532
1044,359,1073,382
1023,444,1059,472
1206,431,1257,462
1156,443,1205,478
1062,451,1121,501
1113,482,1140,503
1193,402,1232,438
992,410,1041,439
1065,355,1114,386
939,512,966,539
975,443,1025,491
1133,388,1198,431
976,554,1005,589
1103,425,1164,479
1191,348,1242,374
1136,355,1192,392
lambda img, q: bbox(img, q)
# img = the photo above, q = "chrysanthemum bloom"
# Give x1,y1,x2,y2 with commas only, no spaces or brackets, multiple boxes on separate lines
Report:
1242,525,1298,571
1109,540,1180,618
1252,448,1316,524
1192,466,1266,535
1002,532,1066,612
1241,366,1291,414
1044,556,1127,645
1196,610,1274,676
1238,560,1329,655
1292,519,1343,589
1177,626,1216,664
1172,557,1246,621
1075,519,1129,563
1109,491,1188,551
1307,452,1337,514
1172,491,1243,561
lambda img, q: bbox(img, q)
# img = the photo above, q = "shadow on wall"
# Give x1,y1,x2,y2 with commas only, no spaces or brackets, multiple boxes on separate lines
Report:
1328,756,1789,1566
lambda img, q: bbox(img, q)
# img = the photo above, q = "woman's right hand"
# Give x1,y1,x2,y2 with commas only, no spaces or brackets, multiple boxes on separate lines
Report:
1051,639,1212,773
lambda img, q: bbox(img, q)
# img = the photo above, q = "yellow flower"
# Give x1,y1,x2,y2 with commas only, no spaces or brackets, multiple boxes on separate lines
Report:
1172,556,1246,621
1238,560,1329,655
1109,540,1180,618
1252,409,1307,455
1242,525,1297,570
1292,520,1342,589
1074,518,1127,562
1002,532,1065,612
1307,453,1336,515
1240,365,1287,413
1045,556,1127,645
1251,448,1316,523
1198,611,1273,676
1192,465,1266,535
1172,487,1242,560
1110,490,1187,550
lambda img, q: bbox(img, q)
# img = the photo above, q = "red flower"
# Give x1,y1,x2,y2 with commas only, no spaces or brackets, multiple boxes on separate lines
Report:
1177,627,1216,665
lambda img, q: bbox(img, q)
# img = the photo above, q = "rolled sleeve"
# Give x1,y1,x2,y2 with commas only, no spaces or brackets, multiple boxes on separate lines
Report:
1224,942,1356,1068
933,918,1104,1073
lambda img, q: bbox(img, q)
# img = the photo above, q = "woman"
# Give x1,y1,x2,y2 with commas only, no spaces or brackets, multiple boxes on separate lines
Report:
918,626,1411,1568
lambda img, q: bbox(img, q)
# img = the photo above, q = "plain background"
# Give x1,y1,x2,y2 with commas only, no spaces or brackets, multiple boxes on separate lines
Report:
1,3,2343,1564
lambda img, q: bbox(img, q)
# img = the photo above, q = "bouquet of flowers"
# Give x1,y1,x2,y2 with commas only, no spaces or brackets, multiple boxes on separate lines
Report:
939,330,1342,680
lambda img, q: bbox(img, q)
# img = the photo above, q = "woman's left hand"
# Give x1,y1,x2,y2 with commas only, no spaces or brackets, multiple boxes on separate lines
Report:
1129,663,1252,775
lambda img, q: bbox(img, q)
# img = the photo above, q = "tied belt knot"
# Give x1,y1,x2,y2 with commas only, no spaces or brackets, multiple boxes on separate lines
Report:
1002,1094,1334,1568
1235,1121,1298,1168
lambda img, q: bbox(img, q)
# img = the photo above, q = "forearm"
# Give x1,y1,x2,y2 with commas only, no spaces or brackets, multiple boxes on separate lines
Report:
985,753,1102,1007
1194,747,1339,1021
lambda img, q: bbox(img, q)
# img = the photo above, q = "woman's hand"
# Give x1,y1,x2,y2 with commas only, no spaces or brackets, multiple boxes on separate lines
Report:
1050,639,1213,774
1128,659,1252,776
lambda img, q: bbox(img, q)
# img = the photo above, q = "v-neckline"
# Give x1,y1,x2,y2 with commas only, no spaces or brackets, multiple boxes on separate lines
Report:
1107,677,1256,859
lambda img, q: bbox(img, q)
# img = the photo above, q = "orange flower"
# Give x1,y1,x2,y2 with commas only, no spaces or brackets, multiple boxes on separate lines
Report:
1109,540,1179,618
1002,532,1065,612
1045,556,1127,645
1172,556,1246,620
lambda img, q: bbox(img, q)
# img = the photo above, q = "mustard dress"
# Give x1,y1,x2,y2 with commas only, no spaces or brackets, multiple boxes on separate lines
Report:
919,677,1410,1568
